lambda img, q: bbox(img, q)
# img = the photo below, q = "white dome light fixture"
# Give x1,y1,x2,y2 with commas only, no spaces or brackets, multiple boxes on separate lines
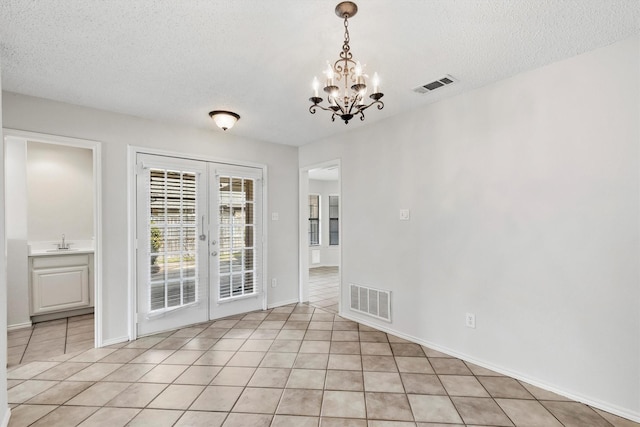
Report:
209,110,240,131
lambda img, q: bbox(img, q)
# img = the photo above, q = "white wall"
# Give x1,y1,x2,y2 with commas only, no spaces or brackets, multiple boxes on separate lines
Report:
308,179,339,267
2,93,300,344
0,56,11,425
26,142,94,242
300,36,640,419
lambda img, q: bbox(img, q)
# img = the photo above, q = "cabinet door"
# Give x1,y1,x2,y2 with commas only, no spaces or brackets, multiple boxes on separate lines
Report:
32,266,90,314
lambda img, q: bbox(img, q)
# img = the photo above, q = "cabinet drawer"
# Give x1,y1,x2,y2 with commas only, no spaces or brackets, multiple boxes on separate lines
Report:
32,254,90,269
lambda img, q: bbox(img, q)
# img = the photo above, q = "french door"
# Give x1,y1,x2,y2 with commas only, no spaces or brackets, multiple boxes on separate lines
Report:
136,154,264,336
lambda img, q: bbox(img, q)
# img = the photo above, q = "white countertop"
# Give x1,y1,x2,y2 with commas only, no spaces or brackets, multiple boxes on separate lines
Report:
29,248,94,257
28,240,95,257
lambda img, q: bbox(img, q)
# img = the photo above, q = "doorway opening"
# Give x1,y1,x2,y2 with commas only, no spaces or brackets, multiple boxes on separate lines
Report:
4,129,102,366
299,161,341,314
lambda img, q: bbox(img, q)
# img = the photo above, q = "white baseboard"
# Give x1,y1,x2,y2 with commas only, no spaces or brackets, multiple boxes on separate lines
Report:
100,336,129,347
1,408,10,427
268,298,299,309
7,321,32,331
339,310,640,423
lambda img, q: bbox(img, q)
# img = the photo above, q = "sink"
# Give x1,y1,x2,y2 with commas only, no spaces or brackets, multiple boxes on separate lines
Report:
46,248,79,252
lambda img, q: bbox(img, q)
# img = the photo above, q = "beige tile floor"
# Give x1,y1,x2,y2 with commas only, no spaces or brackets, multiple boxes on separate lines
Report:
309,267,339,314
6,303,639,427
8,314,95,368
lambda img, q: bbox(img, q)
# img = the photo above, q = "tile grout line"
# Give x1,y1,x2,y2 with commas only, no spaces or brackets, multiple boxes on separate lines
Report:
8,302,631,427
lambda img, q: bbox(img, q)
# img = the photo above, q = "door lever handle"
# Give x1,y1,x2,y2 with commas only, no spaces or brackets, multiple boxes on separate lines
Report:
199,215,207,241
211,251,218,257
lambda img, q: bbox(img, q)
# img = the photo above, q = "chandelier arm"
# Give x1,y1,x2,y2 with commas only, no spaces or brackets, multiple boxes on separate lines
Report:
309,104,338,115
357,99,384,112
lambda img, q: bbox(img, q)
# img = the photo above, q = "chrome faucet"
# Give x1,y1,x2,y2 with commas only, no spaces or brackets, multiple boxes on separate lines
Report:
57,234,71,250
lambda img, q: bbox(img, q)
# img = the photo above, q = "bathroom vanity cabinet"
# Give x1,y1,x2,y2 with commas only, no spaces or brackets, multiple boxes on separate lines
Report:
29,252,94,315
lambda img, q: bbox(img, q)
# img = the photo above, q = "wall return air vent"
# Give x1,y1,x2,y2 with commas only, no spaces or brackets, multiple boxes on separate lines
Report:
350,283,391,322
413,75,456,94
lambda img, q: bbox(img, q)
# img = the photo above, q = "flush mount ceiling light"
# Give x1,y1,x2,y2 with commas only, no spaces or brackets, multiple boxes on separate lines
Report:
209,110,240,131
309,1,384,124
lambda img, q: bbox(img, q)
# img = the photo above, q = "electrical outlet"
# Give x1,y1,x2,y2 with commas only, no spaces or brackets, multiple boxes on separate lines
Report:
271,278,277,288
465,313,476,329
399,209,410,220
271,212,279,221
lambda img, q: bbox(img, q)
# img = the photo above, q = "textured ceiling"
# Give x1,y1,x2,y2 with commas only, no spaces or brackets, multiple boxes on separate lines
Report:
1,1,639,146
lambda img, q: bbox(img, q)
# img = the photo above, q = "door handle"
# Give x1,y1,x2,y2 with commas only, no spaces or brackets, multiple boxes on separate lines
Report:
199,216,207,241
211,251,218,257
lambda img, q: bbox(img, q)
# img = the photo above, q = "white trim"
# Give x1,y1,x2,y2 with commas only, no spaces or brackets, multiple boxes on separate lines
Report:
127,145,269,340
261,166,269,312
145,301,203,319
268,298,299,309
1,408,11,427
127,146,136,341
129,145,267,170
338,311,640,423
7,321,32,331
298,169,309,303
101,335,130,347
2,129,103,347
217,292,261,304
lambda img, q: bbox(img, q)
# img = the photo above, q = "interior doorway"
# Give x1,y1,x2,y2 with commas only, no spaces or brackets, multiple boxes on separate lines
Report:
299,161,341,314
4,129,102,365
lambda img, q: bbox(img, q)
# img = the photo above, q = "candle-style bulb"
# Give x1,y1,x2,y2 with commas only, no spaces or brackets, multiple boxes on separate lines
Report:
330,90,338,106
372,72,380,94
355,62,364,85
355,61,362,76
312,77,320,98
326,64,334,79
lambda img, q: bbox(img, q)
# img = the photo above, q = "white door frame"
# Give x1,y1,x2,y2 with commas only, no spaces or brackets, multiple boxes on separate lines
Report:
3,129,104,347
298,159,341,311
128,146,269,341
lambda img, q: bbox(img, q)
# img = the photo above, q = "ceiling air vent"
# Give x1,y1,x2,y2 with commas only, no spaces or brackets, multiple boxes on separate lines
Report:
413,75,457,94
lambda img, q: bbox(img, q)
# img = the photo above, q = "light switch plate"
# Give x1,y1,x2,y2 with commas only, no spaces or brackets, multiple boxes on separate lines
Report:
399,209,410,220
271,212,279,221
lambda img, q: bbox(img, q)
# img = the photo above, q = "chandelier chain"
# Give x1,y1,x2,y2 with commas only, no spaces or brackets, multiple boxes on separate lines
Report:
343,16,350,54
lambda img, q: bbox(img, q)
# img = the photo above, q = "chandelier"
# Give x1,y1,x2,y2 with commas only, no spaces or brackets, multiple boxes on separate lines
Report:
309,1,384,124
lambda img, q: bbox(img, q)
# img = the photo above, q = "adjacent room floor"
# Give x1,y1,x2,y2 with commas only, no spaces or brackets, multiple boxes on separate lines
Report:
8,314,95,368
308,266,339,314
6,303,636,427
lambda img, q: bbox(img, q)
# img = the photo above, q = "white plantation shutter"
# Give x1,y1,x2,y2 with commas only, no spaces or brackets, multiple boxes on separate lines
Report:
218,174,258,300
147,168,200,312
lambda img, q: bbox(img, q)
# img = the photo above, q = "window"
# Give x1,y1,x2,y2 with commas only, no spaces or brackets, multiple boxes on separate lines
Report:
148,168,198,311
329,195,339,245
218,176,257,300
309,194,320,246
